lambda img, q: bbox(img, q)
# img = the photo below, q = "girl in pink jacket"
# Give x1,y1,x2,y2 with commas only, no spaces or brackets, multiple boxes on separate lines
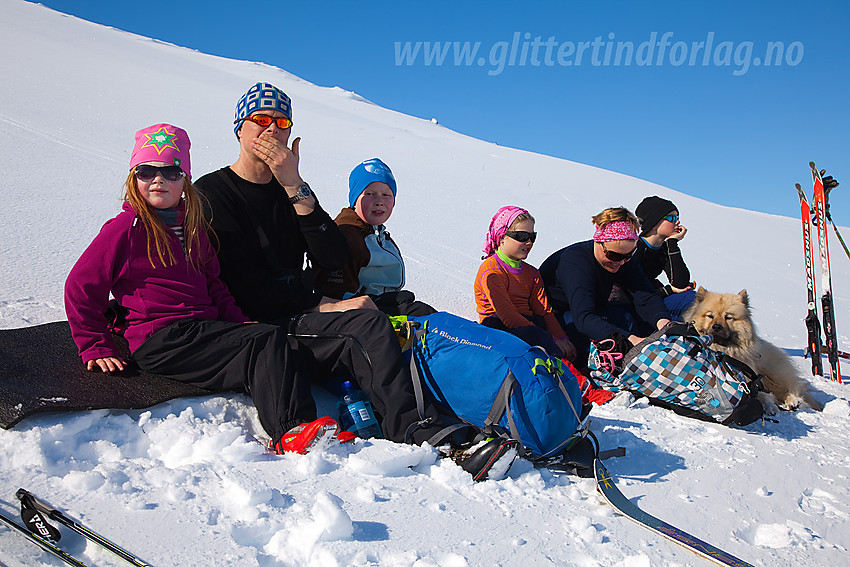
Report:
65,124,338,454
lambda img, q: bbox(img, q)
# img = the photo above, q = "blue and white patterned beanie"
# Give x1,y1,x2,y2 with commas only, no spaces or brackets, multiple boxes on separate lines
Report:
348,158,397,207
233,82,292,136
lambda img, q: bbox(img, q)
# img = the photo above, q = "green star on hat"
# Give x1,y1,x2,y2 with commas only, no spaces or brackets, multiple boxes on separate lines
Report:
140,126,179,155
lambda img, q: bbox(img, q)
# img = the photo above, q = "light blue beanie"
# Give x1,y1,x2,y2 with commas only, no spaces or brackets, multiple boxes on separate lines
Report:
348,158,397,207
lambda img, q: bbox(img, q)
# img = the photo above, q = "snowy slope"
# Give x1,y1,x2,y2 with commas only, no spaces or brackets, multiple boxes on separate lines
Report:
1,1,849,566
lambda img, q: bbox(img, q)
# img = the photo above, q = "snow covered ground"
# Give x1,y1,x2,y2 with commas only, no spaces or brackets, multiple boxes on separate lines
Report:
1,1,849,565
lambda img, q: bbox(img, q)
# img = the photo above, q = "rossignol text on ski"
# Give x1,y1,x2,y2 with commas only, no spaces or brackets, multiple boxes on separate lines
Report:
809,162,842,383
796,183,824,377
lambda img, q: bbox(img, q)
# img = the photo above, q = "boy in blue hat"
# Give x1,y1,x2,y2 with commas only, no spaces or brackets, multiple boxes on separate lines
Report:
315,158,435,316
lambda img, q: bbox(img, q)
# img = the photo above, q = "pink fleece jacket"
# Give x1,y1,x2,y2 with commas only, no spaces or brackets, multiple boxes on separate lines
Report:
65,202,248,363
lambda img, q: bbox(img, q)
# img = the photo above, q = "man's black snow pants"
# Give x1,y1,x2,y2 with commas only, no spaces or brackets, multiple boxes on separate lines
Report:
279,309,466,446
132,319,316,444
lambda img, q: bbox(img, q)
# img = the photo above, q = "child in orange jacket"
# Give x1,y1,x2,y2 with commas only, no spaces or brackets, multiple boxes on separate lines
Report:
474,206,575,360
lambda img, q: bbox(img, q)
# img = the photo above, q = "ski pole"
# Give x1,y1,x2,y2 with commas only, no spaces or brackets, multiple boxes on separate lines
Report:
0,509,88,567
827,216,850,261
16,489,152,567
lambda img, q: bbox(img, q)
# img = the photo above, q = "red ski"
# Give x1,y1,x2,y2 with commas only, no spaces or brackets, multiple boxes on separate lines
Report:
810,162,842,383
796,183,823,377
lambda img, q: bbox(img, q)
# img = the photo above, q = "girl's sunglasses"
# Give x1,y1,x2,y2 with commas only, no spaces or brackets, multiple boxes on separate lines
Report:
134,165,184,182
662,213,679,224
505,230,537,243
601,242,636,262
234,114,293,129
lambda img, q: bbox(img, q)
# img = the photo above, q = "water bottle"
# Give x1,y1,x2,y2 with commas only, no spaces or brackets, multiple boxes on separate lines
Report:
337,380,383,439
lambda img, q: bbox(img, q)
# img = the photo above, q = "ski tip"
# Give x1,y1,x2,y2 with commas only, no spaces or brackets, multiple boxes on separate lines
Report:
810,162,823,183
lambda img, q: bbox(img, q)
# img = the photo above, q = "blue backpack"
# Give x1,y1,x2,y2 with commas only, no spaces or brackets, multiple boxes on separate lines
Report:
404,312,587,459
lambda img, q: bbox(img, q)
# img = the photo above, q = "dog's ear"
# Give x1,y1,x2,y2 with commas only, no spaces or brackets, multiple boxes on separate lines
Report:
695,286,707,301
737,289,749,307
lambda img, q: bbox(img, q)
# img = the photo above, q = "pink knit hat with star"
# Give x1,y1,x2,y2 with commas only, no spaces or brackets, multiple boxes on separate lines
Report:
129,123,191,178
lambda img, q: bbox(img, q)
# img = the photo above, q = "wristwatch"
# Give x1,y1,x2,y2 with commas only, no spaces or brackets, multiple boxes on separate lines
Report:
288,182,312,204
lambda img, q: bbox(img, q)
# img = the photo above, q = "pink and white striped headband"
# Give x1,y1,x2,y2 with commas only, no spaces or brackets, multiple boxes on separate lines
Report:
593,221,639,243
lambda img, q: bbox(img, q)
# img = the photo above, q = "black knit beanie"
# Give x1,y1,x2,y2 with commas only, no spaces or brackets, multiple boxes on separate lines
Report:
635,196,677,235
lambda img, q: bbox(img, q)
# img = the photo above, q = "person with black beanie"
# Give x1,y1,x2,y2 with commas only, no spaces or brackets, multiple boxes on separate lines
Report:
633,196,696,319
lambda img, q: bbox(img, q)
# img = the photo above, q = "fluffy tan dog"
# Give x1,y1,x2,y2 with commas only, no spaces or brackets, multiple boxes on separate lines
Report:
684,287,823,413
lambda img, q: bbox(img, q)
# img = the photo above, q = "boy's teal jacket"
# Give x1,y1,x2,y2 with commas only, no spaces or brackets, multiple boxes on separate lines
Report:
315,207,405,299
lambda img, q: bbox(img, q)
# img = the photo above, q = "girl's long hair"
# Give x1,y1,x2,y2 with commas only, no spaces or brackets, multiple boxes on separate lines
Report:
591,206,640,235
123,170,209,270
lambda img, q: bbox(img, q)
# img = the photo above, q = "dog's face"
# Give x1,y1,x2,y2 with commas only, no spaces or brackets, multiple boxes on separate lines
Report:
686,287,754,348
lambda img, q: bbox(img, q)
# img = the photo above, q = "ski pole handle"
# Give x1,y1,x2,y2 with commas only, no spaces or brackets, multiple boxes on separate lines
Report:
16,488,62,520
16,488,153,567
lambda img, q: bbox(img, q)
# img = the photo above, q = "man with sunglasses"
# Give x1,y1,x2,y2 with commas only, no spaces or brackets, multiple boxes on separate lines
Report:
194,83,518,480
539,207,671,367
633,196,696,319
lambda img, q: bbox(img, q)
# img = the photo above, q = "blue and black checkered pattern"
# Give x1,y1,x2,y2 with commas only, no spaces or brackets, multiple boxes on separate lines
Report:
619,334,749,422
234,82,292,134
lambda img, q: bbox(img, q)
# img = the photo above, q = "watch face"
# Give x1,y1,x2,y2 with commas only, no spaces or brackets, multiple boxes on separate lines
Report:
290,183,311,203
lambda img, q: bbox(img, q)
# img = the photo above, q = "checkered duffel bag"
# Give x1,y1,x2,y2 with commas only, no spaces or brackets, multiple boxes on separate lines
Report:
589,322,764,426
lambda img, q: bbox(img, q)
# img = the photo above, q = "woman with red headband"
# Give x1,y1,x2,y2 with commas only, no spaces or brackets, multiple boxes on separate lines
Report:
539,207,671,367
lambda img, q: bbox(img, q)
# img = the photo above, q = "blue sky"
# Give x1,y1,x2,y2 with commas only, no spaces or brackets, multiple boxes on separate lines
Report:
34,0,850,227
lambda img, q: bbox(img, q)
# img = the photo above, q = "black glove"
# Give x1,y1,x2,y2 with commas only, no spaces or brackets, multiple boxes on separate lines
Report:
820,169,839,192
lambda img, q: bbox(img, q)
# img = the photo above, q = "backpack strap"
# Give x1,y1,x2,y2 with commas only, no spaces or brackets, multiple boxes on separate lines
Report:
530,356,586,429
388,315,416,352
553,367,586,430
486,355,589,458
405,327,470,446
485,373,521,442
714,354,766,426
718,352,761,382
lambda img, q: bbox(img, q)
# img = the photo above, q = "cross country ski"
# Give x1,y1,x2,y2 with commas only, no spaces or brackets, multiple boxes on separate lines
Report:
796,182,824,377
594,459,755,567
809,162,842,383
